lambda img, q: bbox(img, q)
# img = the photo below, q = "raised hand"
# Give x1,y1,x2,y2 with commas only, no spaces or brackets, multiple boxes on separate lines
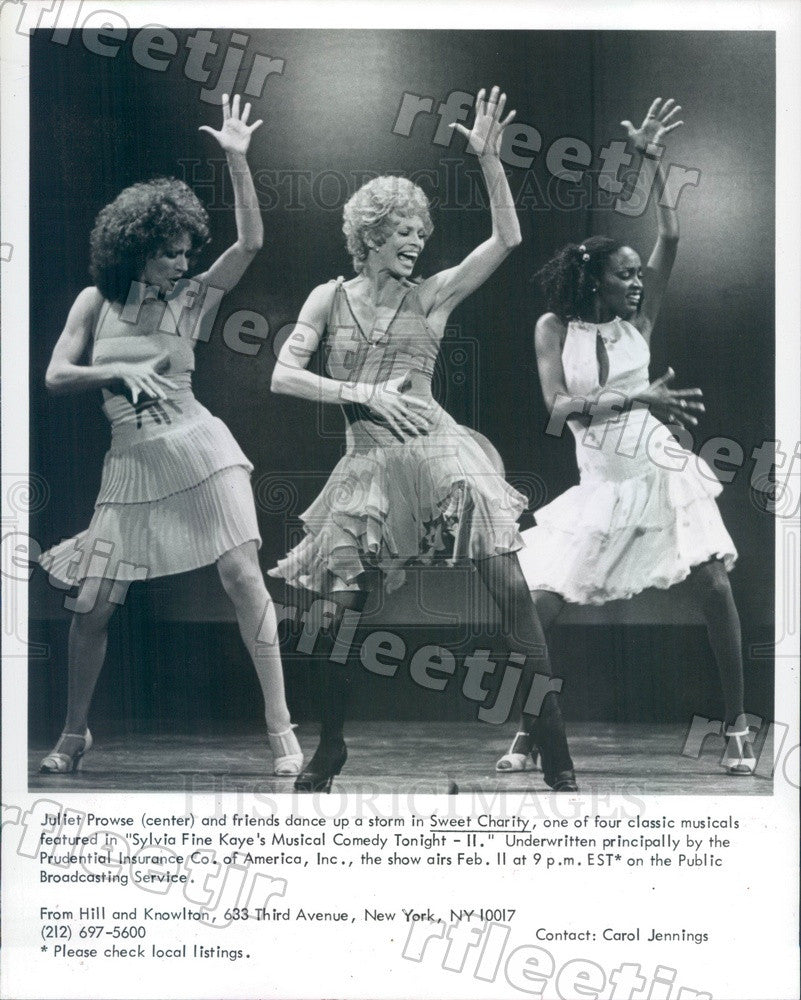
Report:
621,98,683,154
198,93,263,156
636,367,704,427
450,85,516,160
117,352,179,405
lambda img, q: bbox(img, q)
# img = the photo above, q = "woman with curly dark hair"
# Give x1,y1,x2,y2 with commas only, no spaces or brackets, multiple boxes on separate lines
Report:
38,95,303,778
270,87,577,793
496,99,755,777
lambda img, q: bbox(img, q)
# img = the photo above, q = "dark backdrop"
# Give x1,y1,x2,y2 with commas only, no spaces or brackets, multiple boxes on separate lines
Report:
29,29,775,733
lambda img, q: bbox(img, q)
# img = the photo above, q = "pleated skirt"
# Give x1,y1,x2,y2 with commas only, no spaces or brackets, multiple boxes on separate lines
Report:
40,394,260,586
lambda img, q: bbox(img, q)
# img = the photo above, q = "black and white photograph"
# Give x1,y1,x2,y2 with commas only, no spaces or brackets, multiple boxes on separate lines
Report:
2,2,799,999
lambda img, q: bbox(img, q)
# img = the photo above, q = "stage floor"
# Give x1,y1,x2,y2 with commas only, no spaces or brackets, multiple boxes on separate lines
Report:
29,721,772,795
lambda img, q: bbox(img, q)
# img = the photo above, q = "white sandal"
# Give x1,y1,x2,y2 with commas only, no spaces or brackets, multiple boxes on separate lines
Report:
268,725,303,776
722,727,756,775
496,732,540,773
39,729,93,774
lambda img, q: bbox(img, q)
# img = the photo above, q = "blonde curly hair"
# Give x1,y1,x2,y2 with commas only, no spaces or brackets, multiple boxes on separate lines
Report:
342,176,433,273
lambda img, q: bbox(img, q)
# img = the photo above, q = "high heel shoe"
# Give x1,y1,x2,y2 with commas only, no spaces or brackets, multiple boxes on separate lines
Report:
268,725,303,777
530,694,579,793
294,740,347,793
544,769,579,792
722,727,756,775
39,729,93,774
496,732,540,773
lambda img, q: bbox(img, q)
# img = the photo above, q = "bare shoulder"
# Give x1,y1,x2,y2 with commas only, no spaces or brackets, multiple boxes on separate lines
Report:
292,280,341,335
73,286,105,316
306,279,339,311
534,311,567,351
64,286,105,338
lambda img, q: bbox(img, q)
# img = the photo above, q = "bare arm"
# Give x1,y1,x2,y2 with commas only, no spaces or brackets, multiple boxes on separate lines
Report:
45,288,112,393
270,284,355,406
535,312,703,433
419,87,522,321
193,94,264,296
45,288,178,402
620,98,684,335
270,284,433,440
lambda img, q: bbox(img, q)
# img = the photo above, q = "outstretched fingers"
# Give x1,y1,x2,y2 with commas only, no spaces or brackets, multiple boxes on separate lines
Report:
661,101,682,123
670,397,705,417
484,85,501,119
645,96,662,120
651,366,675,387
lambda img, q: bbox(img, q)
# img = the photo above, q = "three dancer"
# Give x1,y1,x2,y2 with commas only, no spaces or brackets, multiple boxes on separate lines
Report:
499,99,754,776
39,89,752,786
39,96,302,777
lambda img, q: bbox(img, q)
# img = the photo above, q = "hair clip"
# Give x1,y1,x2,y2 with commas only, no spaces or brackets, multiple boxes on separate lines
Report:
578,243,590,261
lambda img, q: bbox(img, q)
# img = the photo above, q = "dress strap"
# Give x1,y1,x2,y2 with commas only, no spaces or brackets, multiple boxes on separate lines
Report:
325,277,346,330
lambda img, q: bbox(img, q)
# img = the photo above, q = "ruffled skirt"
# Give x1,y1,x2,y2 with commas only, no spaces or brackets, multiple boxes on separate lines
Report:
518,443,737,605
40,396,260,586
269,421,527,594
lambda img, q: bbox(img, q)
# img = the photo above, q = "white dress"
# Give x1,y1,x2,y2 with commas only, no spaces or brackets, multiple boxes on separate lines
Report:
518,317,737,604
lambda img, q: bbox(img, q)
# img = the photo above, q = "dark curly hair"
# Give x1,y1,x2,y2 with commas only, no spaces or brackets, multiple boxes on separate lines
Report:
536,236,628,322
89,178,210,303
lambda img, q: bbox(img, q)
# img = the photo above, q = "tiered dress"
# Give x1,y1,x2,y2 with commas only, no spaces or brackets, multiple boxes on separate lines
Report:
40,293,260,586
518,316,737,604
269,277,527,594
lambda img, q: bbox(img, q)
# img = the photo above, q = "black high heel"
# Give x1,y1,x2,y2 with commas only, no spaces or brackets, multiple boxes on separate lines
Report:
294,740,348,793
544,769,579,792
529,693,578,793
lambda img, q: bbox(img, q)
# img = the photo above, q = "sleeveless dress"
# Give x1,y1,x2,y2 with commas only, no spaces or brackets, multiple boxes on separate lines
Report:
518,317,737,604
269,277,527,594
39,290,260,586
